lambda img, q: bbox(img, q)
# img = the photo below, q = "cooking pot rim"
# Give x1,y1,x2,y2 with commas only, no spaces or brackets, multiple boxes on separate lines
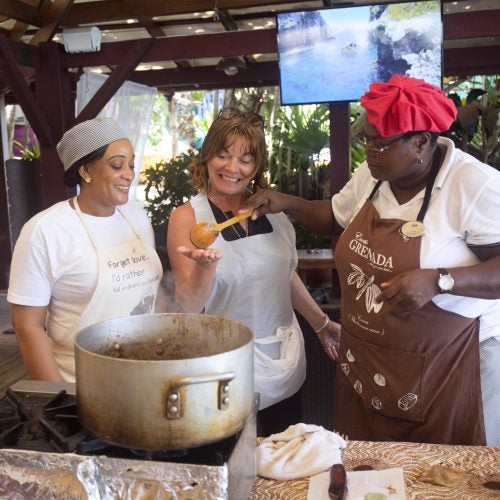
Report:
74,312,254,363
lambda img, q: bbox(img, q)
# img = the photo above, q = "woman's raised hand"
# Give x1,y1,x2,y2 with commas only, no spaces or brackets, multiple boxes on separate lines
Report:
177,246,222,267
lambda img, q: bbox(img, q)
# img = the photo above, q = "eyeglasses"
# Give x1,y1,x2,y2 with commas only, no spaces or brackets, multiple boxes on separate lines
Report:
362,134,404,157
218,107,264,128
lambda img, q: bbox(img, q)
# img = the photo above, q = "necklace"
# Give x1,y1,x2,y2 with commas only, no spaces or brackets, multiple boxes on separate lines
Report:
207,194,249,241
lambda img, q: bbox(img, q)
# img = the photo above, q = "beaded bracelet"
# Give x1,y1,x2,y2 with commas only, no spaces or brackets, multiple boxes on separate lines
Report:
313,314,330,334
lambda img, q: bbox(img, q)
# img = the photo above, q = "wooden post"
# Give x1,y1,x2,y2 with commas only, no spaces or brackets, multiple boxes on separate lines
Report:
328,102,351,298
36,41,75,208
0,96,11,288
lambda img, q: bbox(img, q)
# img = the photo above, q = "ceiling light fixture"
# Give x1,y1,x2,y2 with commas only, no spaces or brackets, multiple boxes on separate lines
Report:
216,56,246,76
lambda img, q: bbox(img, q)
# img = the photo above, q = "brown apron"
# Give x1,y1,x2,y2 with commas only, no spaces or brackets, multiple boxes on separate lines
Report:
333,191,485,445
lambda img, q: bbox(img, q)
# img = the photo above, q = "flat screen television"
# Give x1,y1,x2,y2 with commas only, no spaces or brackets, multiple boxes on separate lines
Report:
276,0,443,105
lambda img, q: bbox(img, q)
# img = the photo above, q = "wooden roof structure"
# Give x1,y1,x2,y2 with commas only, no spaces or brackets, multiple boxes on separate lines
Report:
0,0,499,287
1,0,499,94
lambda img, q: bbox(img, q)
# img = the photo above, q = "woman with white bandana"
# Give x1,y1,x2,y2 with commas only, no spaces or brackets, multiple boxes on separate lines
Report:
242,75,500,446
8,118,163,383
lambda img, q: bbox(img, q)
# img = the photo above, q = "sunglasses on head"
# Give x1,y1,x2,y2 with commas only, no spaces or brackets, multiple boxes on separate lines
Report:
218,107,264,128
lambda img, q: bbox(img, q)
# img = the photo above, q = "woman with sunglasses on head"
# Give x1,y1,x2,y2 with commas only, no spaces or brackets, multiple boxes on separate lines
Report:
167,108,340,436
242,75,500,447
8,118,163,383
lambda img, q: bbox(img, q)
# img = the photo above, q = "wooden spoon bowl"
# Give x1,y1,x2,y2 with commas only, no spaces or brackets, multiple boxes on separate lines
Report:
190,210,253,249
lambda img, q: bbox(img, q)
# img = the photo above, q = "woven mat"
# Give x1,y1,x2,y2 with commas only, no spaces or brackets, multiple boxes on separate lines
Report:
250,439,500,499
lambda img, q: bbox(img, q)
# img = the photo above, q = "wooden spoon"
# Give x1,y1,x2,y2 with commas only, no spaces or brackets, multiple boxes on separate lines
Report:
190,210,253,249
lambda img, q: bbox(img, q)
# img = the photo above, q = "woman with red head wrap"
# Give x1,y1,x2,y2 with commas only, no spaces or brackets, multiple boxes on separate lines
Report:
243,75,500,446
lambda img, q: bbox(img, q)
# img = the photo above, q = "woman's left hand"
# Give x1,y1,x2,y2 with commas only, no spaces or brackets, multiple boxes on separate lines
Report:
317,320,341,361
177,246,222,267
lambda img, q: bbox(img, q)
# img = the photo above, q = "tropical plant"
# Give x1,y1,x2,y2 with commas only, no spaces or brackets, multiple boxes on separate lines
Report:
266,105,332,248
349,103,367,171
143,152,198,236
12,139,41,161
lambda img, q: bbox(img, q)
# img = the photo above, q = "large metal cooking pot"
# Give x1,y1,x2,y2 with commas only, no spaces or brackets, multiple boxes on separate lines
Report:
74,313,254,450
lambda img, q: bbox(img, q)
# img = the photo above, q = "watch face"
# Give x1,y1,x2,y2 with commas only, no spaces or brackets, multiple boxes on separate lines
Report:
439,274,454,291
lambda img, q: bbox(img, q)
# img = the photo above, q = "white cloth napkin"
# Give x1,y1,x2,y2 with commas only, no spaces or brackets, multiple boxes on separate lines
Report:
256,423,347,480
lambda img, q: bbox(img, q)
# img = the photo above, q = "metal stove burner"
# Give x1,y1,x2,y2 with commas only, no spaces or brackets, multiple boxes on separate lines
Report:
0,388,87,453
1,380,257,499
1,388,235,462
129,447,188,461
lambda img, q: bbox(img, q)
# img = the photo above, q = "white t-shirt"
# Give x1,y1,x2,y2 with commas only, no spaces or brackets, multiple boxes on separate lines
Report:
8,200,155,339
331,137,500,342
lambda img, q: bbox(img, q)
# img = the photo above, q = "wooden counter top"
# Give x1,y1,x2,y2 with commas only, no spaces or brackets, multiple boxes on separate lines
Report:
250,439,500,499
297,248,335,270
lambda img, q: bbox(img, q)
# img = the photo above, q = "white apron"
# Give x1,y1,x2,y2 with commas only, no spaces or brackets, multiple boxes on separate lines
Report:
191,193,306,410
51,197,163,382
254,320,305,410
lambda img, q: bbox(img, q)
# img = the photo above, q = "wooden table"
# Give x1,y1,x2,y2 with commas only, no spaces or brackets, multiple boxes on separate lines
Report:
250,440,500,499
296,248,336,284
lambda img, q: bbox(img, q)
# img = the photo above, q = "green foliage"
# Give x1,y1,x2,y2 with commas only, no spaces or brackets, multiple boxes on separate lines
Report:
349,103,367,172
267,103,368,249
386,2,437,20
12,139,40,160
351,139,367,171
268,105,330,195
294,224,332,250
143,152,197,232
267,105,332,249
271,105,330,171
147,94,170,148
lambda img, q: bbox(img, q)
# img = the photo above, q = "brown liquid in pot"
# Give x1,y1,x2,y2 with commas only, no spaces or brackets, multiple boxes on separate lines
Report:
100,337,224,360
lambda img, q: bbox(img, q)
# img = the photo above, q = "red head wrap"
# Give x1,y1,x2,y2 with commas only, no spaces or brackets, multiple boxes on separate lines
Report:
360,75,457,138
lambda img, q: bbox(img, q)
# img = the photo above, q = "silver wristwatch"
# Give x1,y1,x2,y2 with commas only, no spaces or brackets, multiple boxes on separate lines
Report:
437,268,454,293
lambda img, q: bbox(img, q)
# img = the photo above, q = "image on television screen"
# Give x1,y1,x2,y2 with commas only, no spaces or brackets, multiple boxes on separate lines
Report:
276,0,442,105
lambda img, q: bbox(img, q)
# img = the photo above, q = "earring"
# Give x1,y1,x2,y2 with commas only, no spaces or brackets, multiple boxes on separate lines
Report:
84,176,92,184
417,157,424,167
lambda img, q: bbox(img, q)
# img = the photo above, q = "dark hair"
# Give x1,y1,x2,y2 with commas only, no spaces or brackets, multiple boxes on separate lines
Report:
63,145,109,187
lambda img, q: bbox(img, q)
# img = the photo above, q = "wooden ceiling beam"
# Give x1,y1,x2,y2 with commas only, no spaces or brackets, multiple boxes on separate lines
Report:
138,17,165,38
0,38,38,71
215,8,238,31
60,0,310,25
30,0,75,45
445,11,500,40
7,0,37,41
0,36,52,144
175,60,192,68
21,8,500,46
0,0,43,26
75,39,154,124
7,22,28,40
130,60,278,88
62,29,277,67
59,11,500,70
444,45,500,77
127,44,500,93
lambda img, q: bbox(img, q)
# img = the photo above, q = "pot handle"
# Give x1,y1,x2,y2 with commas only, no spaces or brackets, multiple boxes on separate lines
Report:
166,371,235,419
